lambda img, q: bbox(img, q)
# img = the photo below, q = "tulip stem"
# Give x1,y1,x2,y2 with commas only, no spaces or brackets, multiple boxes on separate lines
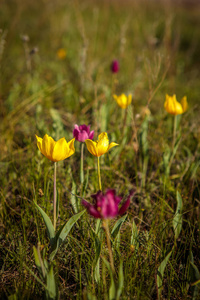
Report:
103,219,115,275
172,115,177,151
97,156,102,191
53,162,57,230
80,143,84,184
122,106,128,139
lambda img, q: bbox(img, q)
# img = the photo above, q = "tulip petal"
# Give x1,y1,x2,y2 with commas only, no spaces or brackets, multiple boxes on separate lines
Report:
67,138,75,157
82,200,101,218
97,132,109,156
107,142,119,152
52,137,69,162
89,130,94,140
42,134,56,160
119,197,130,215
35,135,43,153
127,94,132,105
85,139,98,156
102,189,118,218
181,96,188,113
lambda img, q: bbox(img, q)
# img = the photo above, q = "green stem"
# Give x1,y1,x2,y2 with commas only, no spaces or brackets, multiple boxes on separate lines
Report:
53,162,57,230
97,156,102,191
122,106,128,139
172,115,177,152
169,115,177,171
103,219,115,275
80,143,84,184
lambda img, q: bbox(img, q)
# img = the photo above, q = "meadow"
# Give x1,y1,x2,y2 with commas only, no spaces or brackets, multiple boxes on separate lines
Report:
0,0,200,299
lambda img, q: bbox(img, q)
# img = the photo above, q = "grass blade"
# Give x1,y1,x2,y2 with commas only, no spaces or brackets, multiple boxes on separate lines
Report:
173,191,183,240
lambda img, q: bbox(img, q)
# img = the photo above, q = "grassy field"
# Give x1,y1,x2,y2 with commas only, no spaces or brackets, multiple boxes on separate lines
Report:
0,0,200,299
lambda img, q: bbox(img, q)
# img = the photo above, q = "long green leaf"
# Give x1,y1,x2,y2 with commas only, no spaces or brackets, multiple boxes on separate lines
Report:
173,191,183,239
70,180,78,213
49,210,85,260
34,202,55,244
116,260,124,300
189,256,200,300
157,251,172,299
102,257,116,300
46,264,57,300
111,214,127,240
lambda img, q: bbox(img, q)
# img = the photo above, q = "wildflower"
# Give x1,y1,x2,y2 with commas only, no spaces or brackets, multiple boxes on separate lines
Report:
82,189,133,219
73,124,94,143
113,93,132,109
85,132,118,157
56,48,67,60
35,134,75,162
164,94,188,115
111,60,119,73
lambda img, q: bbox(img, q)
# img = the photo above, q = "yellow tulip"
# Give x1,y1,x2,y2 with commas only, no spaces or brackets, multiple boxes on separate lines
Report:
113,93,132,109
85,132,118,157
35,134,75,162
56,48,67,60
164,94,188,115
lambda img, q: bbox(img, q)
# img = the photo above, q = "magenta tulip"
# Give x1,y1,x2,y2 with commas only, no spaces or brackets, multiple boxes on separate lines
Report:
73,124,94,143
82,189,133,219
111,60,119,73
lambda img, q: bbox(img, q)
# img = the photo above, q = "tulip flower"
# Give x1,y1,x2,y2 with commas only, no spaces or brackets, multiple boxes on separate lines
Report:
111,59,119,73
83,188,133,275
35,134,75,230
82,189,133,219
35,134,75,162
85,132,118,157
164,94,188,115
73,124,94,143
113,93,132,109
73,124,94,184
56,48,67,60
85,132,118,190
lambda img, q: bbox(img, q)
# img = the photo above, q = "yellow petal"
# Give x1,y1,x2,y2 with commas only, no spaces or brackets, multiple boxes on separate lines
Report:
164,94,183,115
35,135,43,153
42,134,56,160
52,137,69,162
97,132,109,156
181,96,188,113
67,138,75,158
127,94,132,106
107,142,119,152
85,139,98,156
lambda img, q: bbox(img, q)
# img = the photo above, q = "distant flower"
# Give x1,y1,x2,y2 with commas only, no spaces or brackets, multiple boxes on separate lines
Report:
73,124,94,143
164,94,188,115
113,93,132,109
82,189,133,219
35,134,75,162
111,60,119,73
85,132,118,157
56,48,67,60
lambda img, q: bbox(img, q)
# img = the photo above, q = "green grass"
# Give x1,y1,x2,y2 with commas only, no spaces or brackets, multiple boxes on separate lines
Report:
0,0,200,299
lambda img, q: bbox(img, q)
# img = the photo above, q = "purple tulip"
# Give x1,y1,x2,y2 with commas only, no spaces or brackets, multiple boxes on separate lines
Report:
82,189,134,219
111,60,119,73
73,124,94,143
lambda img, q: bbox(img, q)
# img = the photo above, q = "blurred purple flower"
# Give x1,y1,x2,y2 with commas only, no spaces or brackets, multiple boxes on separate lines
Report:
111,60,119,73
82,189,134,219
73,124,94,143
